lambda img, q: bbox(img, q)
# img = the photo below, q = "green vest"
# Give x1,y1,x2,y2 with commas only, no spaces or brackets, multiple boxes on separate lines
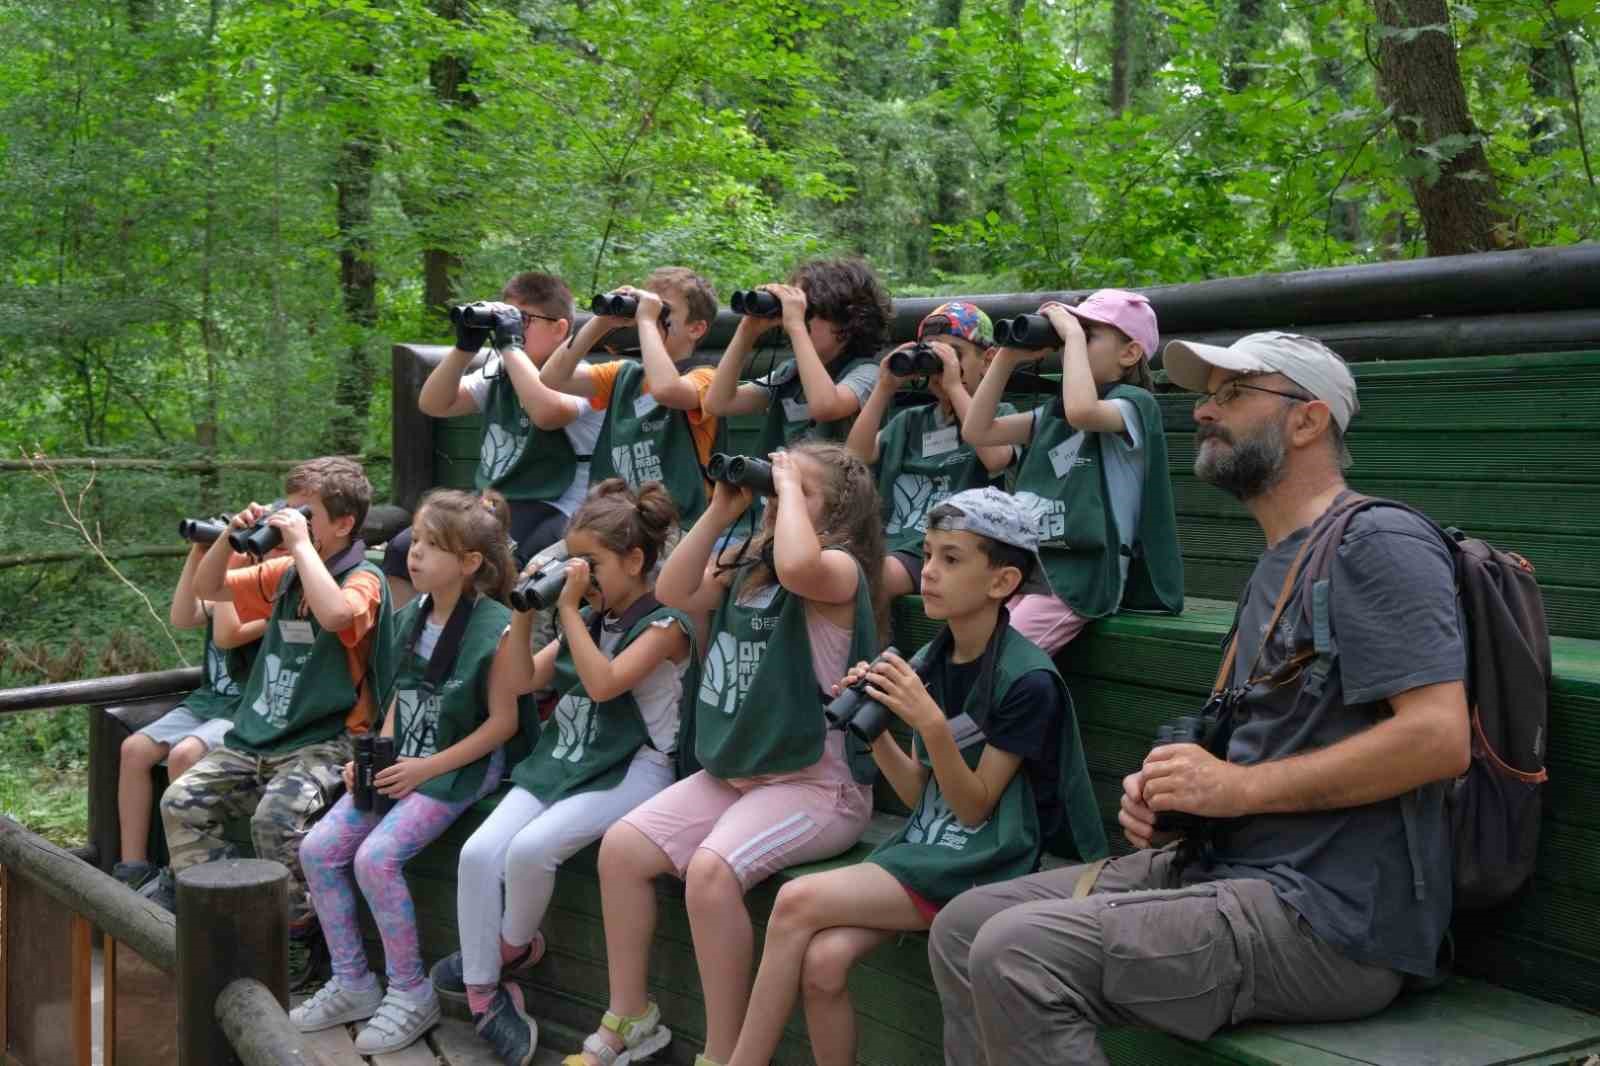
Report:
511,602,694,805
227,549,397,756
876,401,1014,554
590,360,715,527
758,355,875,455
1011,384,1184,619
389,594,511,803
694,554,879,782
869,623,1107,901
476,356,580,502
179,615,250,722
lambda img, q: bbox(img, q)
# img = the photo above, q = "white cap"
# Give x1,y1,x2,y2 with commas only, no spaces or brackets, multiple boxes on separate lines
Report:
1162,331,1359,430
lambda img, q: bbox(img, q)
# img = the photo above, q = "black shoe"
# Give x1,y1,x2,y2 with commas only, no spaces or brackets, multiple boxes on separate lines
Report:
139,868,177,913
289,926,332,993
113,860,157,892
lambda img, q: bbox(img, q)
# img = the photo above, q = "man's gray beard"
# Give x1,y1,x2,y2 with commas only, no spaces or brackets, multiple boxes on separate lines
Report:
1194,418,1289,501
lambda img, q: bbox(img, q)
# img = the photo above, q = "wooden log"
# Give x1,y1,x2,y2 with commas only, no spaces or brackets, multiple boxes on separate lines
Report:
214,978,318,1066
176,859,289,1066
391,344,452,513
0,815,176,974
0,666,202,715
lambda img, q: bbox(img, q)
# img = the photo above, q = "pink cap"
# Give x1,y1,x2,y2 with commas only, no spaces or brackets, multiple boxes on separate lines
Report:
1063,289,1158,361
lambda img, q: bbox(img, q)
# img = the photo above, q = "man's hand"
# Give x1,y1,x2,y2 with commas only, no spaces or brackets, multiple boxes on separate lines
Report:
1141,742,1251,820
1119,768,1181,850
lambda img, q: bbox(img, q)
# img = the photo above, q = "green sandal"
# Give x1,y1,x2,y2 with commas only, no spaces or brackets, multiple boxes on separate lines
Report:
560,1001,672,1066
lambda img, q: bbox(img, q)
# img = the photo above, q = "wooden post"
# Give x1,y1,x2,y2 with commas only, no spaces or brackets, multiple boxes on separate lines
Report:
175,859,288,1066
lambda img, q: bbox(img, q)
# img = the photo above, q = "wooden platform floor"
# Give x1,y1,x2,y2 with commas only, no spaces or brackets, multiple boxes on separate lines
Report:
289,994,565,1066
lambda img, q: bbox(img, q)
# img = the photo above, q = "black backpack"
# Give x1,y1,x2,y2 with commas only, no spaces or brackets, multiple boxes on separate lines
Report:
1297,494,1551,910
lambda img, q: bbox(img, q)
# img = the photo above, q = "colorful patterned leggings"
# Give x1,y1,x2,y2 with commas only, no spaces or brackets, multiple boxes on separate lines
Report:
301,751,503,992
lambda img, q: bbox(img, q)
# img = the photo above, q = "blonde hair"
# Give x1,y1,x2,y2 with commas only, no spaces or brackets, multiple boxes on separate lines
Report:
413,489,516,602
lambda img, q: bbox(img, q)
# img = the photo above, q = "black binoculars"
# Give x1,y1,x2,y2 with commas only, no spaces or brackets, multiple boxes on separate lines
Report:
590,292,671,329
509,544,571,613
888,343,942,377
227,502,315,557
448,302,497,330
178,516,228,545
729,289,782,317
1149,713,1221,833
706,453,776,497
993,314,1060,349
352,734,397,816
825,645,934,743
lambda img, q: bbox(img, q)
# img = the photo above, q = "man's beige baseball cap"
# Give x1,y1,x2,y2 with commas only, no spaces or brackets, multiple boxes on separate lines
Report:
1162,331,1359,430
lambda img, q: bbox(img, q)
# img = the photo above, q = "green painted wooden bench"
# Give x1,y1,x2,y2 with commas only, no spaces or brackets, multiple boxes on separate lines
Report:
370,348,1600,1064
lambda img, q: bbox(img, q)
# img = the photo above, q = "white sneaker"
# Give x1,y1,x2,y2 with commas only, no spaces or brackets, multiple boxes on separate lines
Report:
289,976,383,1032
353,984,441,1054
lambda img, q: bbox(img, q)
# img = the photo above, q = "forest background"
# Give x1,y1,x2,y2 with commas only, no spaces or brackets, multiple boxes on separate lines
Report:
0,0,1595,841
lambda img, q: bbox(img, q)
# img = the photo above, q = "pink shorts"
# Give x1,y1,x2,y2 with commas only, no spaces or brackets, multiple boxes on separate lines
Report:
621,731,874,891
1008,593,1091,655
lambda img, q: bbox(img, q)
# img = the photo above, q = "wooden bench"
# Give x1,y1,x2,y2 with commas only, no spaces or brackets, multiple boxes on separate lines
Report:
349,347,1600,1063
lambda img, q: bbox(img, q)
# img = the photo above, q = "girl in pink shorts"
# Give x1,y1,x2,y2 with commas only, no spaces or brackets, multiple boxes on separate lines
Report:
562,441,885,1066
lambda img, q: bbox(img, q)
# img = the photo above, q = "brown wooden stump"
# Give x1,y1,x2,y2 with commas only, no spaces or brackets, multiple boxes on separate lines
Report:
175,858,288,1066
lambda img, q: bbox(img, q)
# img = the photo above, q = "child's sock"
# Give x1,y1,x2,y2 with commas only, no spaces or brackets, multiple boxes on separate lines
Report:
500,936,528,965
466,983,497,1017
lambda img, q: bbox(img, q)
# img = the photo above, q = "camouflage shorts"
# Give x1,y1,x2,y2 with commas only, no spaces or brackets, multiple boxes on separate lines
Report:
159,734,352,923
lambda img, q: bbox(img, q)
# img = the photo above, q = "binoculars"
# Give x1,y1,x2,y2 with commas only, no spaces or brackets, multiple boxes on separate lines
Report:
448,302,497,330
1149,713,1222,833
730,289,782,317
993,314,1060,349
590,292,672,329
352,734,397,816
706,453,776,497
509,543,572,613
178,516,228,546
888,343,942,377
227,502,315,557
825,645,932,743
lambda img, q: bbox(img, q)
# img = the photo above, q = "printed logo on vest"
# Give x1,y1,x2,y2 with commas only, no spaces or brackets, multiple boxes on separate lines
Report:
612,441,663,487
250,651,299,730
480,422,528,482
206,641,238,698
905,780,986,850
698,631,764,716
551,693,597,763
394,688,442,759
1014,491,1068,542
887,473,952,536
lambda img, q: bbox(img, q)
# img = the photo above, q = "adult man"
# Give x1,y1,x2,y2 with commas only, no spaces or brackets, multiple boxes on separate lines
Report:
927,332,1471,1064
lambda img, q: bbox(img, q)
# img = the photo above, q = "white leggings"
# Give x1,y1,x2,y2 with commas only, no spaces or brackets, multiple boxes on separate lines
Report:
455,746,675,986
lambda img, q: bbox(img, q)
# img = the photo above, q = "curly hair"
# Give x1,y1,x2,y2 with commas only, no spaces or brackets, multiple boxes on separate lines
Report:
789,258,894,363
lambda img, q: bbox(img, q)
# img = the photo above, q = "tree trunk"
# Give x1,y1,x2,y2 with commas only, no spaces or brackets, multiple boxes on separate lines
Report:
196,0,224,509
1369,0,1519,255
1110,0,1133,115
421,0,478,325
929,0,964,275
331,101,378,456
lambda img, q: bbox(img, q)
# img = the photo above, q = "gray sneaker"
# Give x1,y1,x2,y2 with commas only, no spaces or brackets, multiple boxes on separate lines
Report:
353,984,441,1054
112,860,157,891
139,868,177,913
288,975,383,1033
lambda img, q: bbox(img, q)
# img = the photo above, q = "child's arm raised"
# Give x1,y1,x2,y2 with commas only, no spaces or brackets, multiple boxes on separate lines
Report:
862,652,1024,828
633,289,703,411
772,283,858,423
961,350,1037,447
170,543,211,630
1040,303,1134,434
498,335,584,433
703,315,775,417
770,452,859,605
274,509,360,632
193,503,270,602
417,345,487,419
930,343,1017,475
845,351,906,465
656,481,750,615
555,559,690,701
499,601,560,696
210,601,267,649
540,310,632,399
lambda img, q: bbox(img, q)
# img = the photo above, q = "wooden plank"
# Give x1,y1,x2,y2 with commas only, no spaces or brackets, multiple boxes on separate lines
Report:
429,1017,505,1066
107,937,179,1066
369,1037,439,1065
4,871,85,1066
297,1023,368,1066
0,866,6,1055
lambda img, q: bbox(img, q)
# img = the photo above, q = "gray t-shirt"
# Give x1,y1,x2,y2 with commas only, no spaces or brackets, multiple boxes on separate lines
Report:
1188,506,1465,977
756,357,879,415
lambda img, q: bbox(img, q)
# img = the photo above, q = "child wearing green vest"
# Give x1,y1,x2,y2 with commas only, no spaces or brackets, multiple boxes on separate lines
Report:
113,545,265,891
159,457,397,992
963,289,1184,654
290,490,517,1052
541,266,724,530
703,257,892,455
428,480,695,1066
566,441,884,1066
387,271,603,606
846,301,1018,601
722,487,1108,1066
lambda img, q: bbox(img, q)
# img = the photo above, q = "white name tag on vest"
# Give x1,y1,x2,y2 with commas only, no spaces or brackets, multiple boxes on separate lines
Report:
633,393,660,419
1048,432,1087,479
278,619,315,644
922,425,959,457
782,397,810,422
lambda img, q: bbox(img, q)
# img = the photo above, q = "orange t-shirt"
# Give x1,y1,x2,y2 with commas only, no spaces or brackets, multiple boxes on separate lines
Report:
226,555,384,733
588,361,719,470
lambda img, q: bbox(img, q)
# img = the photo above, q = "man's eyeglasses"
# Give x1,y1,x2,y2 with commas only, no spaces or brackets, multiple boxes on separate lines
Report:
519,309,563,328
1193,377,1313,412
